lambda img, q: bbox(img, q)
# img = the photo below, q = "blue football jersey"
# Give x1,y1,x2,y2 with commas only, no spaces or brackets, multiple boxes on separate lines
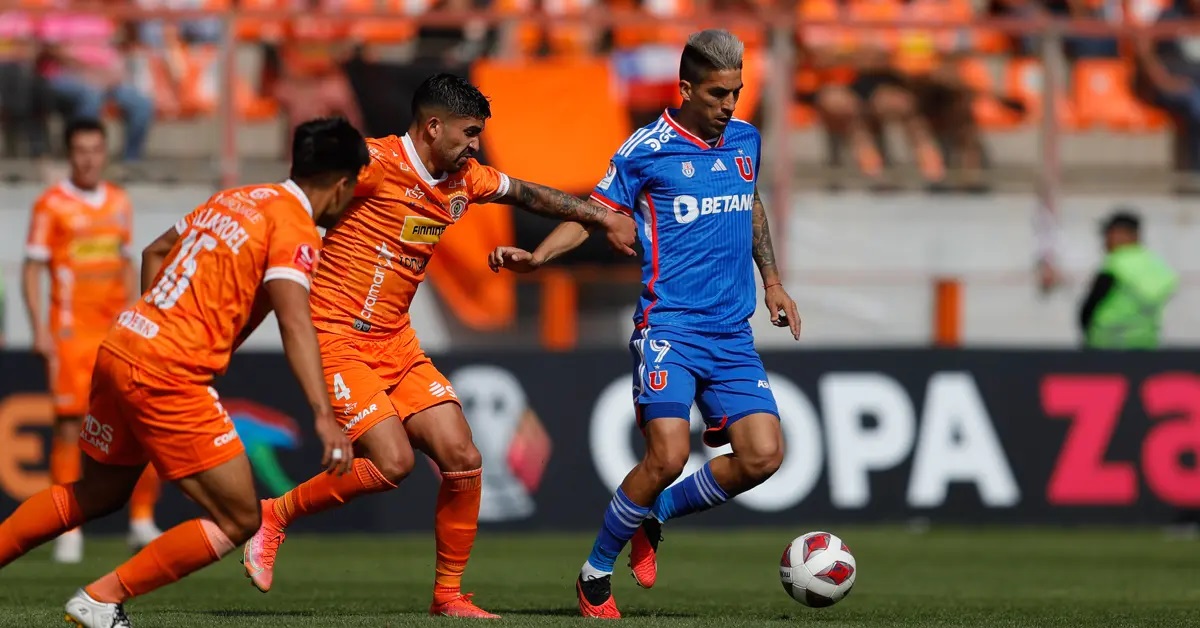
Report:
591,109,761,333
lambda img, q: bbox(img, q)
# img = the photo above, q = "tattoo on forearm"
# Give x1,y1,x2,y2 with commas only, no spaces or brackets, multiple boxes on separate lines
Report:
510,179,607,225
752,190,777,274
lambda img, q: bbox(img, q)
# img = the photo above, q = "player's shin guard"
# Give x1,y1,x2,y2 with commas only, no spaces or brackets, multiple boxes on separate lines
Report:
128,466,161,524
0,484,84,567
650,461,728,524
433,468,482,603
86,519,234,604
583,488,651,578
273,458,395,526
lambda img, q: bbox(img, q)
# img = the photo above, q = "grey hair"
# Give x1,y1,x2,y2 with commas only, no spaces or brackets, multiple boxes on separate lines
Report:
684,29,744,73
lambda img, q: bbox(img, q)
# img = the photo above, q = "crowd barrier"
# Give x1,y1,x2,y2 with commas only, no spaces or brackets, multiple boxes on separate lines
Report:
2,349,1196,533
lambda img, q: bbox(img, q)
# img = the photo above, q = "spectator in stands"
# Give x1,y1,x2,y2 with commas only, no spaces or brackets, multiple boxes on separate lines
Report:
1132,0,1200,185
421,0,489,65
135,0,222,48
913,74,986,192
38,0,154,163
1078,209,1177,350
989,0,1119,59
0,6,50,160
799,1,944,189
272,0,364,153
132,0,223,118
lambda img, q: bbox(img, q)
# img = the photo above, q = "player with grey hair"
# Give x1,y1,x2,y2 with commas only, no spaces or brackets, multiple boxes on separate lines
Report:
489,27,800,619
682,29,744,76
677,29,745,141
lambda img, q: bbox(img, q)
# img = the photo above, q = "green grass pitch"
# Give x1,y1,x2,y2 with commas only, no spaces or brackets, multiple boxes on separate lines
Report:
1,527,1197,627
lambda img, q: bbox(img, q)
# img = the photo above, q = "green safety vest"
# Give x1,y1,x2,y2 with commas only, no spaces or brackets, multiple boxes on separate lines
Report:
1087,244,1178,349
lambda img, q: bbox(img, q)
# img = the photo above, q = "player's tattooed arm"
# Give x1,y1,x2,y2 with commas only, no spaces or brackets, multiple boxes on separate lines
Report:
753,187,801,340
751,187,779,284
499,178,608,224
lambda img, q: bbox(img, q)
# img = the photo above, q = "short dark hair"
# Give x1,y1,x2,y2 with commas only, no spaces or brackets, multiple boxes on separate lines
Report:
1103,209,1141,234
289,117,370,183
411,73,492,122
64,118,106,151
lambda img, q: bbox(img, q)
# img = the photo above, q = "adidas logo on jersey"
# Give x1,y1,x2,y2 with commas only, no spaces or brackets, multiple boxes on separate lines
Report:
712,159,728,172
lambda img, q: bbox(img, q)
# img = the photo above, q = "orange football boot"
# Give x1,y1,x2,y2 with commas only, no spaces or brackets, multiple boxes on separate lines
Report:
429,592,500,619
629,518,662,589
577,574,621,619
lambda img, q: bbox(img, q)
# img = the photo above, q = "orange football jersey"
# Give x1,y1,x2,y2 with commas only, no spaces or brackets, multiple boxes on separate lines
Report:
103,180,322,383
25,180,133,336
309,134,510,336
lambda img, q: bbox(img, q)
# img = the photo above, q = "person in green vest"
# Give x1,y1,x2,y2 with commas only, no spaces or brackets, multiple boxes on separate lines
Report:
1078,210,1178,349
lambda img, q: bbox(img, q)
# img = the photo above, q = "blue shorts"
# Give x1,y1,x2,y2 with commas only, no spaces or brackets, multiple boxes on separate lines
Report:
629,325,779,447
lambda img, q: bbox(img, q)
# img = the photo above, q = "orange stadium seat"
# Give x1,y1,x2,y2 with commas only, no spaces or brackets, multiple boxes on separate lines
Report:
236,0,287,42
895,0,973,76
151,43,277,121
847,0,903,54
498,0,599,58
957,57,1022,130
471,57,632,194
1070,59,1167,132
798,0,854,52
1005,58,1080,130
345,0,423,45
793,0,853,129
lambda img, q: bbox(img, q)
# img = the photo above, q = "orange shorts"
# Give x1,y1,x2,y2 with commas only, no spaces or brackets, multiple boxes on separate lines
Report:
319,326,458,441
81,347,245,481
48,336,104,417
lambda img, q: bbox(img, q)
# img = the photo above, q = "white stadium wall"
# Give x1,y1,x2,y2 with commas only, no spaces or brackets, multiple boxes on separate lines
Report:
2,185,1199,349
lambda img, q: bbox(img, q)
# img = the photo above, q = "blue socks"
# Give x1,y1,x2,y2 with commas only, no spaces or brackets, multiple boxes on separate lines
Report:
583,488,649,577
581,465,730,580
651,462,728,524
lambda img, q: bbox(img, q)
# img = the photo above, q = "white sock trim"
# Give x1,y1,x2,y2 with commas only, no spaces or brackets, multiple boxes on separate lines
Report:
580,560,612,581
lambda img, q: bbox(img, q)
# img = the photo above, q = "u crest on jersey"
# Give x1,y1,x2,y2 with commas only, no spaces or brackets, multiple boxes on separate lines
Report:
648,369,669,391
681,161,695,178
735,156,754,182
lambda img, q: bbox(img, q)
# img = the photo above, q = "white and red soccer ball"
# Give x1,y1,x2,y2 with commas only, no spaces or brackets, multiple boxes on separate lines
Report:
779,531,857,607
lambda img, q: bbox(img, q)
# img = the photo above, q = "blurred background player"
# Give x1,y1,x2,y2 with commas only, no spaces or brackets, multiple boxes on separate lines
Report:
241,73,635,619
21,118,162,564
488,29,801,619
0,117,365,628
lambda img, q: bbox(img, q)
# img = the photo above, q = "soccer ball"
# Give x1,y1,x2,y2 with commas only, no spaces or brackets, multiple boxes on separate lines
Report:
779,531,856,607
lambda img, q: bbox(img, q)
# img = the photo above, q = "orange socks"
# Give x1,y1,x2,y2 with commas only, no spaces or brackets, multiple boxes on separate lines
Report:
86,519,235,604
52,434,159,525
128,466,161,523
50,437,82,485
0,484,84,567
433,468,482,603
273,458,394,527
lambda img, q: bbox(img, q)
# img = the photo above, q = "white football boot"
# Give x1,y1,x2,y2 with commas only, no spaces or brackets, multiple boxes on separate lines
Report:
64,589,132,627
